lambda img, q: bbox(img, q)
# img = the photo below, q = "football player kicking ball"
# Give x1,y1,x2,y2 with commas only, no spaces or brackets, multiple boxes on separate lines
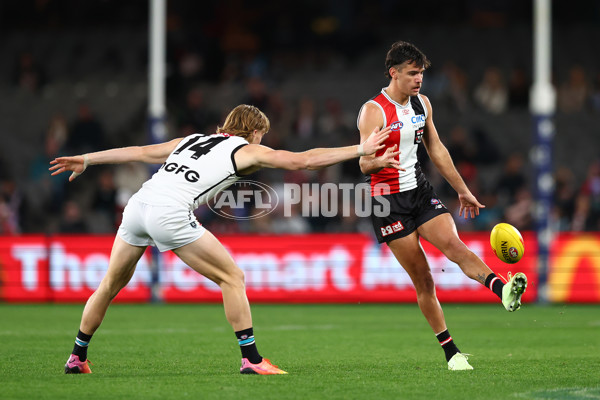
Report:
51,104,391,375
357,41,527,370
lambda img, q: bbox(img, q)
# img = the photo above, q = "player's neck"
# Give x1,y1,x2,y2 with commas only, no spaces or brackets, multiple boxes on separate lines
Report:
384,86,410,106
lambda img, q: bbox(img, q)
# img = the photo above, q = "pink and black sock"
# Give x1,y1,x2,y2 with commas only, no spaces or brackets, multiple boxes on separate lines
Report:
72,330,92,361
235,327,262,364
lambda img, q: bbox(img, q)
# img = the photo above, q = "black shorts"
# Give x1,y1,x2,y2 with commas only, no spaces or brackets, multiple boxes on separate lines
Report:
371,181,450,243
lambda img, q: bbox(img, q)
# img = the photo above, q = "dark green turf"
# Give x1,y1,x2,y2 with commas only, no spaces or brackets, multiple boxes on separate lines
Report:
0,303,599,399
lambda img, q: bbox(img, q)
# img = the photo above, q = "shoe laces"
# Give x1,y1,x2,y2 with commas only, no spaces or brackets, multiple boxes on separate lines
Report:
262,358,279,369
498,272,511,283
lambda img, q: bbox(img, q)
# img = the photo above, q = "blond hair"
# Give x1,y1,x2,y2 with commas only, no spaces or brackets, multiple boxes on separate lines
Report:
217,104,270,140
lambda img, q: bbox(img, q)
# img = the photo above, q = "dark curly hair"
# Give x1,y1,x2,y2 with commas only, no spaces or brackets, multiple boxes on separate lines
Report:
384,41,431,79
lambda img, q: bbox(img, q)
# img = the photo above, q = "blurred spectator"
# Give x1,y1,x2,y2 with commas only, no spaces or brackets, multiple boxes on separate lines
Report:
114,163,150,209
25,119,69,232
552,167,578,231
269,203,311,234
59,200,87,233
0,178,22,235
65,103,107,155
427,62,470,113
46,113,69,149
242,76,270,110
473,67,508,114
12,51,46,93
90,168,118,232
508,66,530,109
446,125,477,167
589,72,600,114
557,65,589,114
495,153,527,207
176,87,220,134
504,187,533,230
318,97,354,145
287,97,318,152
472,126,501,166
572,160,600,231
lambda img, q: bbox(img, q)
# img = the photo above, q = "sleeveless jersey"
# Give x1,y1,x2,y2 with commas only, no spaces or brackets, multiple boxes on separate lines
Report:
357,89,428,195
134,133,248,211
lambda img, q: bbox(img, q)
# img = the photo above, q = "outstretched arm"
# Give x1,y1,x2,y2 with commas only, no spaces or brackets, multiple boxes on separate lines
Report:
49,138,183,181
420,95,485,218
235,126,391,173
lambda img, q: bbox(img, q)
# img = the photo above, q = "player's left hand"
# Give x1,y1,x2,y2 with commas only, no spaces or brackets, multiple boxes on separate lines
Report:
458,192,485,219
362,126,392,156
49,155,89,181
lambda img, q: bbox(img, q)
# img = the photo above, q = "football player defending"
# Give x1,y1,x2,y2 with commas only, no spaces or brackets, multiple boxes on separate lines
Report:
357,41,527,371
51,104,390,375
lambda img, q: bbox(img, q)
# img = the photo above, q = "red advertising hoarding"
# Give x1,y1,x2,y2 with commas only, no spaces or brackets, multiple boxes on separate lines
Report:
1,232,598,303
0,236,151,303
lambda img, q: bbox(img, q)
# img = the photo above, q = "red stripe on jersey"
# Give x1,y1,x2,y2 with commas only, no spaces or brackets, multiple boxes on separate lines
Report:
369,93,401,196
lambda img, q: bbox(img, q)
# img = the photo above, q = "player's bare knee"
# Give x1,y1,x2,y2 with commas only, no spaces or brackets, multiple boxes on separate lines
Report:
99,277,127,299
219,266,246,290
413,271,436,295
441,238,470,263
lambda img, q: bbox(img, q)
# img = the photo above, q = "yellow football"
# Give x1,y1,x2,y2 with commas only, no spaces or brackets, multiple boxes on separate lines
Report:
490,223,524,264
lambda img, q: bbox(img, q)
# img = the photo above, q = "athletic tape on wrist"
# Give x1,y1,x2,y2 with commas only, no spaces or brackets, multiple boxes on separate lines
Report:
357,143,366,156
69,154,89,180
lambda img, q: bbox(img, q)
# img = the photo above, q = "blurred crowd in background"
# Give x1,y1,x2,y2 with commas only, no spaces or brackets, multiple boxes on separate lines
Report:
0,0,599,237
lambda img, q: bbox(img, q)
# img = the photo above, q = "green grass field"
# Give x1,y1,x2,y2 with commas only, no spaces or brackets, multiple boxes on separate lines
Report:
0,303,599,400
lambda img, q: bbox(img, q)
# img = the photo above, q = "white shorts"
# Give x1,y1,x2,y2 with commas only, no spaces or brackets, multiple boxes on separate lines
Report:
117,197,206,252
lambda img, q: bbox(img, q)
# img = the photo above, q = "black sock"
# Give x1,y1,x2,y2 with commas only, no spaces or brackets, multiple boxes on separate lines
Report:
72,330,92,362
235,328,262,364
436,329,460,362
484,273,504,299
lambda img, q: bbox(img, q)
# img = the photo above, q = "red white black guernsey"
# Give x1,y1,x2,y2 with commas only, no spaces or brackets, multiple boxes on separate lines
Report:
357,89,428,196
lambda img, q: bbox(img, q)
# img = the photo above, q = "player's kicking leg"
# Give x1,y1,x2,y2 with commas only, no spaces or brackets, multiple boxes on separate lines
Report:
418,215,528,312
173,231,287,375
65,236,146,374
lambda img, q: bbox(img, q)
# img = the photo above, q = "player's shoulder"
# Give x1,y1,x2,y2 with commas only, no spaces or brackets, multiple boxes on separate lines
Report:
413,94,432,117
357,102,383,127
418,93,431,105
238,143,270,155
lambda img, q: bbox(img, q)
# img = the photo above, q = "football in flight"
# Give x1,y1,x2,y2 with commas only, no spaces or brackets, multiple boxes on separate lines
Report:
490,223,524,264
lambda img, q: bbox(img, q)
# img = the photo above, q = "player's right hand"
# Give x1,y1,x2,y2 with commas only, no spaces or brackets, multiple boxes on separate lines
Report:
49,155,88,181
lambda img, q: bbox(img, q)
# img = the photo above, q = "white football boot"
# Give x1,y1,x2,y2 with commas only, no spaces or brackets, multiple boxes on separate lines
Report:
502,272,528,312
448,353,473,371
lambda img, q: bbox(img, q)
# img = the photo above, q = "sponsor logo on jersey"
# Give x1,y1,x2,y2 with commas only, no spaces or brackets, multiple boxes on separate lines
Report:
412,114,426,129
414,128,424,144
160,162,200,182
402,109,410,115
390,121,403,131
411,114,425,124
380,220,404,237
